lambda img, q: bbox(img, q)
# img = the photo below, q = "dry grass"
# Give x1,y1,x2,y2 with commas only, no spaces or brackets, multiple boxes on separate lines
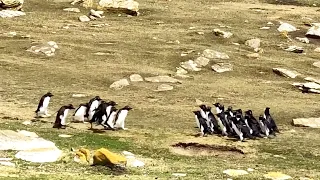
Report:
1,0,320,179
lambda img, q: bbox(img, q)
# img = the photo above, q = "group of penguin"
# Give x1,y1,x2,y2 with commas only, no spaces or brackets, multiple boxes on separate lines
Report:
193,103,280,141
35,92,132,130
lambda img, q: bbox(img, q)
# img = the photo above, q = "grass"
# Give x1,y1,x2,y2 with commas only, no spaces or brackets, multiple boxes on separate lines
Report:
1,0,320,179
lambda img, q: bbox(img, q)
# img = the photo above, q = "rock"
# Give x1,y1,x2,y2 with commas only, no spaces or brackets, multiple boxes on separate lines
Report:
247,168,254,172
293,118,320,128
172,173,187,177
223,169,249,177
194,56,210,67
92,148,127,167
202,49,229,59
0,161,15,167
292,82,320,89
180,60,201,71
267,22,274,25
90,9,104,18
72,94,87,98
277,22,297,32
79,15,90,22
0,9,25,18
129,74,143,82
180,50,195,56
212,63,233,73
156,84,173,91
264,172,292,180
58,134,73,138
98,0,139,16
312,61,320,68
27,41,59,57
306,23,320,38
304,77,320,84
284,46,303,53
15,148,62,163
110,78,130,90
213,29,233,38
245,38,261,50
122,151,134,156
260,27,270,30
272,68,301,78
17,130,38,138
63,7,80,12
22,121,31,125
145,76,181,83
0,0,23,11
295,37,309,44
246,53,259,58
175,67,188,75
314,47,320,52
130,159,144,167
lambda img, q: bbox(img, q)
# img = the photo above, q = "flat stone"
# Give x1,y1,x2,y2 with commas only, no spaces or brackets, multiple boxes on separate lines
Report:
272,68,301,78
172,173,187,177
175,67,188,75
306,24,320,38
26,41,59,57
213,29,233,38
0,10,25,18
17,130,38,138
180,60,201,71
58,134,73,138
284,45,303,53
295,37,309,44
22,121,31,125
0,161,15,167
293,118,320,128
304,77,320,84
314,47,320,52
122,151,134,156
72,94,87,98
129,74,143,82
292,82,320,89
260,27,270,30
155,84,173,91
79,15,90,22
145,76,181,83
277,22,297,32
223,169,249,177
202,49,229,59
110,78,130,90
312,61,320,68
98,0,139,15
63,8,80,12
90,9,104,18
15,148,62,163
246,53,259,58
264,172,292,180
245,38,261,50
212,63,233,73
194,56,210,67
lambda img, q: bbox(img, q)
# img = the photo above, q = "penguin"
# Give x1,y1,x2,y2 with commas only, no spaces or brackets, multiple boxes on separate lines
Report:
35,92,54,117
225,106,235,136
198,105,214,134
229,115,244,141
206,107,220,134
87,96,102,121
213,103,223,114
89,100,108,129
72,103,88,123
199,105,208,120
213,104,229,136
193,111,211,137
114,106,132,130
258,115,270,137
194,110,201,129
245,110,263,138
105,101,117,117
53,104,75,129
264,107,280,134
102,106,118,130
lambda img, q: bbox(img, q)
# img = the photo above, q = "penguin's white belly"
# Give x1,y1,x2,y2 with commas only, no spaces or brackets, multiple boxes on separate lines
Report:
74,107,86,121
61,109,69,125
114,111,128,128
88,101,99,119
107,112,116,128
195,115,200,129
39,97,50,114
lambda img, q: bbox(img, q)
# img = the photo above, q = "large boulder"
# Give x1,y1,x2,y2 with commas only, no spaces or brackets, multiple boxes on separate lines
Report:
98,0,139,16
92,148,127,167
292,118,320,128
0,0,24,10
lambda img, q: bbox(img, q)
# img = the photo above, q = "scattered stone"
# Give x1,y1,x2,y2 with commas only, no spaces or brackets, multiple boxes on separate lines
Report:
17,130,38,138
63,7,80,12
72,94,87,98
293,118,320,128
247,168,254,172
79,15,90,22
90,9,104,18
306,23,320,38
272,68,301,78
212,63,233,73
92,148,127,167
22,121,31,125
172,173,187,177
284,46,303,53
98,0,139,16
130,159,145,167
299,177,314,180
264,172,292,180
197,32,204,35
313,61,320,68
110,78,130,90
232,42,240,46
0,0,23,11
0,10,25,18
15,147,62,163
4,31,16,37
156,84,173,91
202,49,229,59
267,22,274,25
27,41,59,57
304,77,320,84
91,23,110,27
0,161,15,167
145,76,181,83
194,56,210,67
129,74,143,82
180,50,195,56
58,134,73,138
292,82,320,90
213,29,233,38
175,67,188,75
122,151,134,156
223,169,249,177
180,60,201,71
245,38,261,51
296,37,309,44
273,155,287,159
277,22,297,32
314,47,320,52
246,53,259,59
260,27,270,30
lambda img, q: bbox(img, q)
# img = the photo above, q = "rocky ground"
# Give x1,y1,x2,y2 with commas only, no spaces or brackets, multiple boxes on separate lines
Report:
1,0,320,179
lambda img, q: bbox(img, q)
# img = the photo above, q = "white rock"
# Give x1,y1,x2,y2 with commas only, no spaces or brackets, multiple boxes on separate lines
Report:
245,38,261,50
277,22,297,32
194,56,210,67
313,61,320,68
202,49,229,59
129,74,143,82
156,84,173,91
22,121,31,125
79,15,90,22
58,134,73,138
17,130,38,138
15,148,62,163
314,47,320,52
63,8,80,13
292,82,320,89
175,67,188,75
246,53,259,58
0,161,15,167
122,151,134,156
284,46,303,53
223,169,249,177
304,77,320,84
172,173,187,177
267,22,274,25
212,63,233,73
0,10,25,18
99,0,139,14
72,94,87,98
145,76,181,83
272,68,301,78
295,37,309,44
110,78,130,90
213,29,233,38
131,159,145,167
90,9,103,18
180,60,202,71
247,168,254,172
306,24,320,38
264,172,292,180
260,27,270,30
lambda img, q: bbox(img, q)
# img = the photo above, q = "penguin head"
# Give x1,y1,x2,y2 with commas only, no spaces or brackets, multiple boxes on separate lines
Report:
108,101,117,106
95,96,102,101
235,109,243,114
199,104,207,110
206,106,212,112
45,92,54,97
213,103,221,108
227,106,233,111
193,110,201,116
66,104,75,109
245,110,253,116
259,115,264,120
265,107,270,115
111,106,118,112
123,106,132,111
